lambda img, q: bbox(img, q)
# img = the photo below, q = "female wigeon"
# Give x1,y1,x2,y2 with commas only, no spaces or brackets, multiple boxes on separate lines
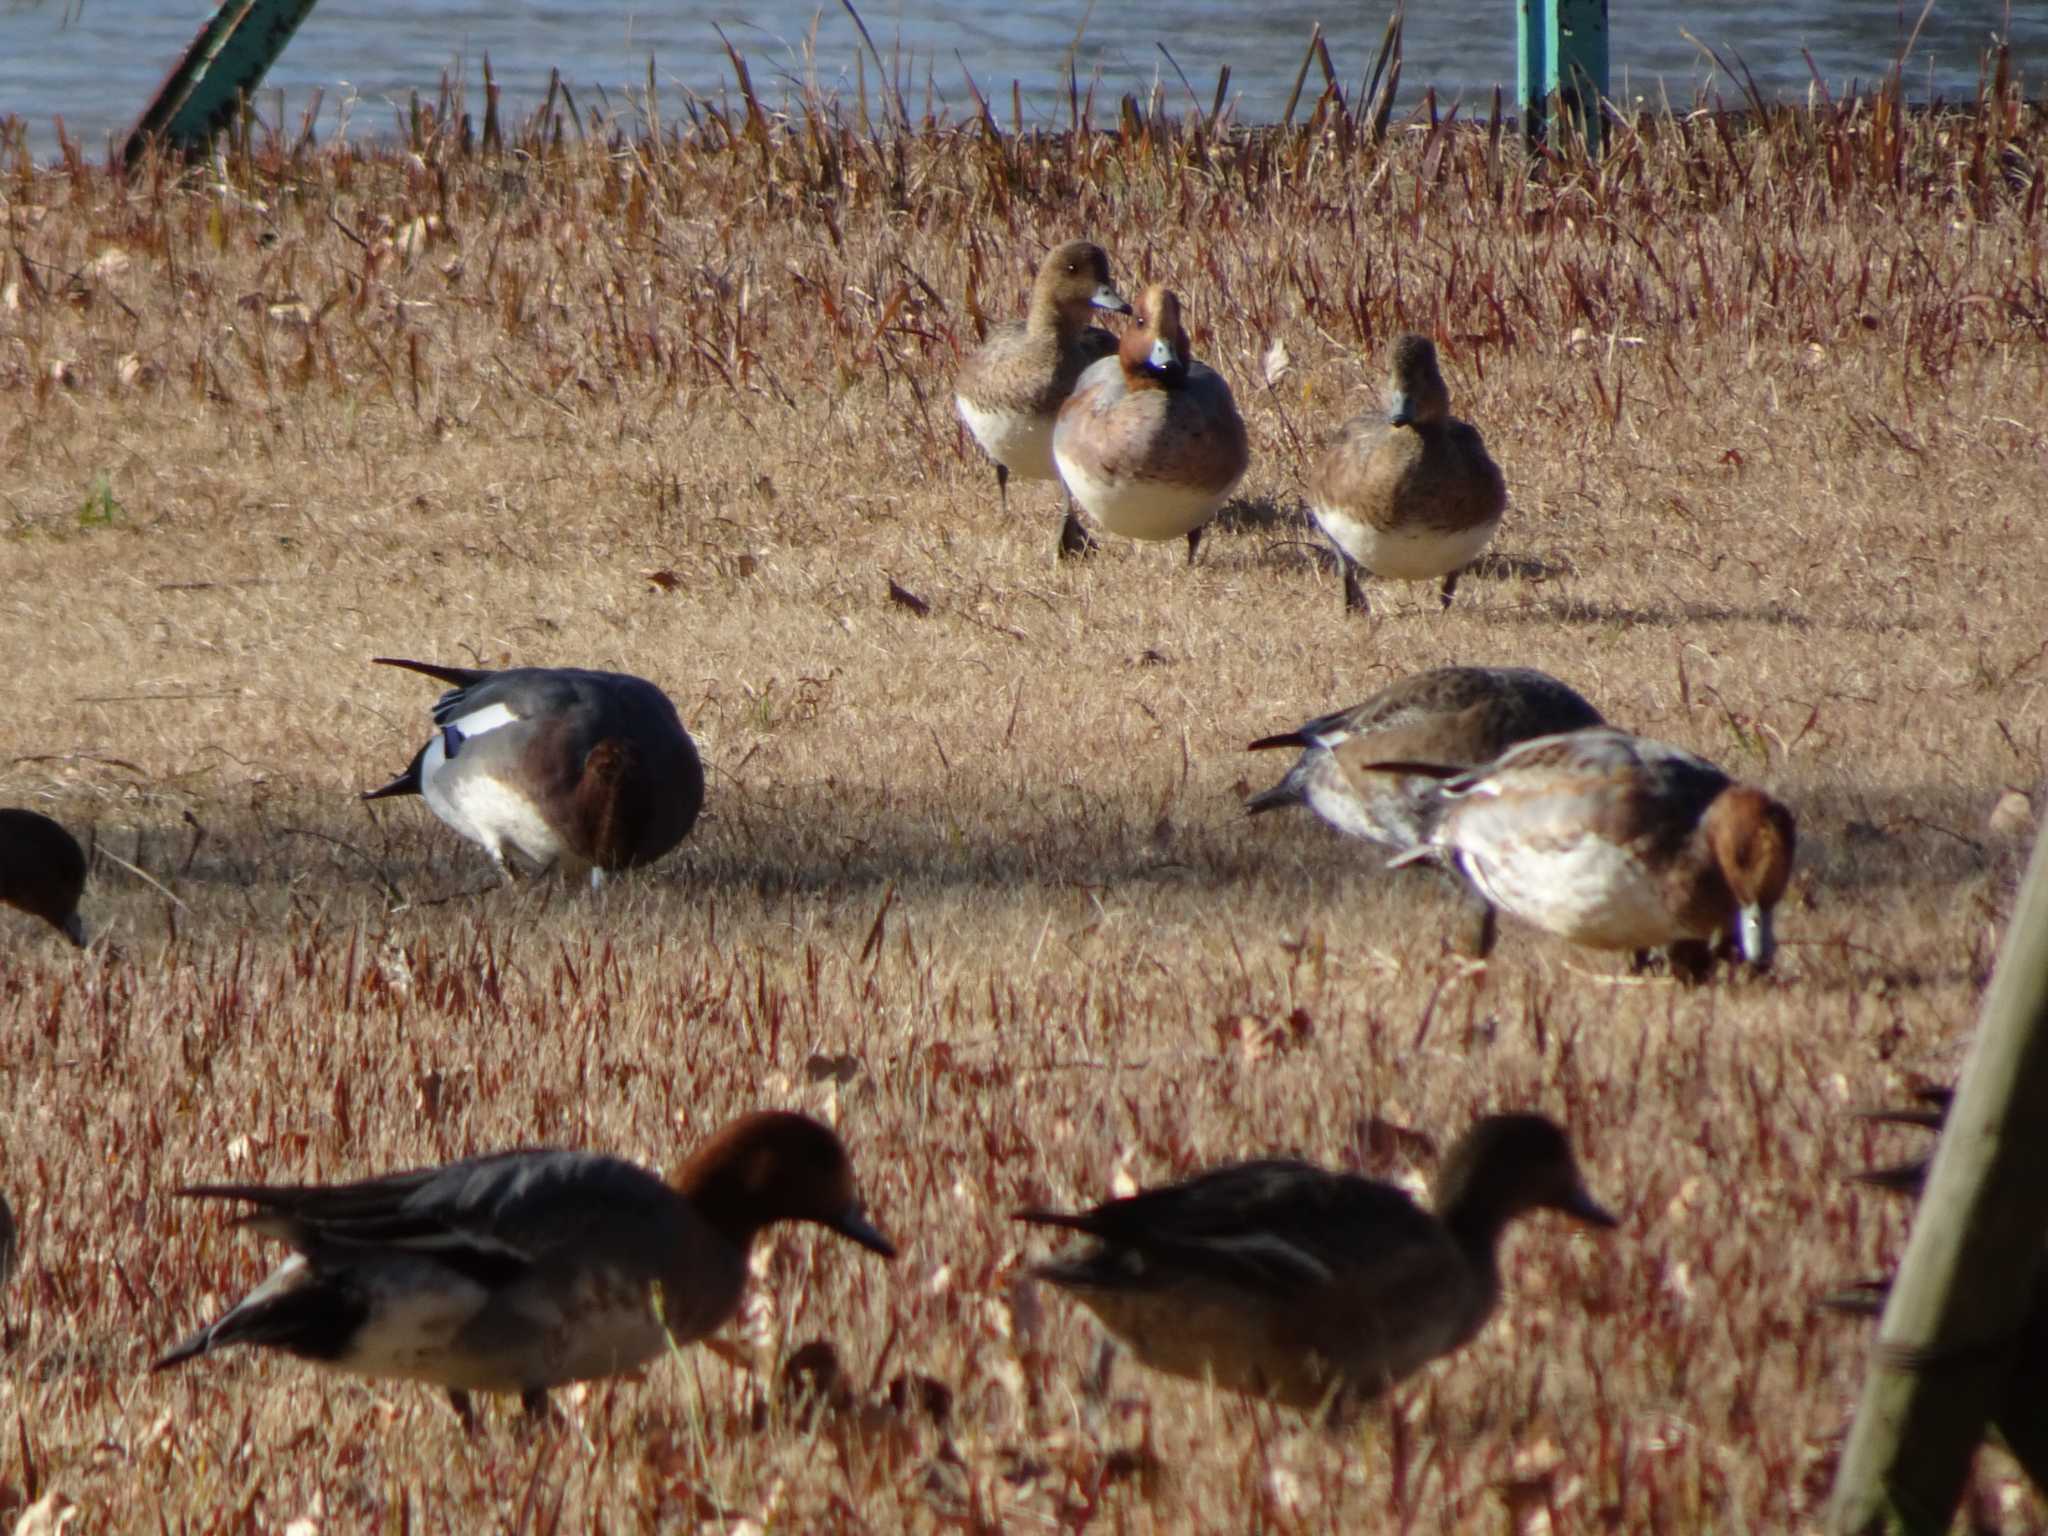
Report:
365,657,704,885
154,1111,895,1428
1246,667,1604,850
1053,284,1250,564
1385,727,1797,971
0,808,88,946
1308,333,1506,615
954,240,1131,558
1019,1113,1614,1417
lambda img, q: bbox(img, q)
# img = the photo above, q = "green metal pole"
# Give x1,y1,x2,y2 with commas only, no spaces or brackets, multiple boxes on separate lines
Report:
122,0,323,168
1828,820,2048,1533
1517,0,1608,155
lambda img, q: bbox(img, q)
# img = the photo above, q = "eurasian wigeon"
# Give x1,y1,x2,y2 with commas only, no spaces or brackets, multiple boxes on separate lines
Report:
1053,284,1250,564
1019,1113,1614,1417
0,808,88,946
954,240,1131,558
1385,727,1797,971
1246,666,1604,850
154,1111,895,1428
1307,333,1506,615
365,657,704,886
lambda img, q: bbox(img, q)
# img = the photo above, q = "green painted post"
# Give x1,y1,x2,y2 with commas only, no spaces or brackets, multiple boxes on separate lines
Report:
121,0,323,168
1828,819,2048,1533
1518,0,1609,155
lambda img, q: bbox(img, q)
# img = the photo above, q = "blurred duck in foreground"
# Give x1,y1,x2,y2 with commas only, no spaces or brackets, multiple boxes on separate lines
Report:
1053,284,1249,564
1385,727,1796,974
0,808,88,946
954,239,1131,558
155,1112,894,1428
1018,1113,1614,1418
1307,332,1506,616
1246,667,1604,850
365,657,704,886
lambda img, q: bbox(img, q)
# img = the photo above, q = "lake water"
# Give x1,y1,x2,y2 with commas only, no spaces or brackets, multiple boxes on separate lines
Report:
0,1,2039,160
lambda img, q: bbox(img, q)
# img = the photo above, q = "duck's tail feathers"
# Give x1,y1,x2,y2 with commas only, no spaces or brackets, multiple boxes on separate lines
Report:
373,656,493,688
1245,731,1309,753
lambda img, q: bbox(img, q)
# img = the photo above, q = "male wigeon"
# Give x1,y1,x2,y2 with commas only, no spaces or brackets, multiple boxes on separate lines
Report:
154,1111,895,1428
1246,667,1604,850
1019,1113,1614,1417
365,658,704,885
1385,727,1797,971
0,808,88,946
954,240,1131,558
1308,333,1506,615
1053,284,1250,564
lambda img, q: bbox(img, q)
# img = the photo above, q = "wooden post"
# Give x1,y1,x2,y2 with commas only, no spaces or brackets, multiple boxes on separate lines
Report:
1829,820,2048,1533
121,0,323,169
1517,0,1609,156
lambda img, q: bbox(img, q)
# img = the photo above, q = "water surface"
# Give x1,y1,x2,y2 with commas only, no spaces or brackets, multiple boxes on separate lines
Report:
1,1,2038,159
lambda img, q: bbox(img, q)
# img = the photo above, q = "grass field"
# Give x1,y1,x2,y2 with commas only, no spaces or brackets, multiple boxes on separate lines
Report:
2,55,2046,1531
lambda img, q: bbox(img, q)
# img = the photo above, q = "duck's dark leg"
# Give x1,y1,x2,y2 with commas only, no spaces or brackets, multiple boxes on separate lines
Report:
1666,940,1715,984
995,462,1009,517
1343,563,1371,615
1058,501,1098,560
448,1388,480,1434
1439,568,1461,609
1185,527,1203,565
1455,895,1498,960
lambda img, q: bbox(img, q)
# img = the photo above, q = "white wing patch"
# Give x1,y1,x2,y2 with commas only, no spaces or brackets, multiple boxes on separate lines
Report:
445,701,521,739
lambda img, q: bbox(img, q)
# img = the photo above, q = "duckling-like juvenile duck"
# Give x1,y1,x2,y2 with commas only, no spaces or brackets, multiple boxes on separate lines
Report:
1019,1113,1614,1417
954,240,1131,557
365,657,704,885
1308,333,1506,616
1385,727,1797,971
154,1112,895,1428
1246,666,1604,850
1053,284,1249,564
0,808,87,945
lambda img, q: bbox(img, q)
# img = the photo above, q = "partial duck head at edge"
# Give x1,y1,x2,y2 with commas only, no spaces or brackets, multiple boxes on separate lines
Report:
0,808,89,946
674,1110,896,1259
1031,239,1130,336
1385,332,1452,429
1120,285,1192,388
1433,1113,1615,1258
1705,786,1797,970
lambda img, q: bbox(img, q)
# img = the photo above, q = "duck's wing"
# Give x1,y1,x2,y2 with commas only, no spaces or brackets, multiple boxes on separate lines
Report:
1021,1161,1438,1295
178,1150,680,1282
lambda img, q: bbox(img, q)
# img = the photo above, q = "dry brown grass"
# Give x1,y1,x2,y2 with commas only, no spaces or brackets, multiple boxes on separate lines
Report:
2,59,2047,1532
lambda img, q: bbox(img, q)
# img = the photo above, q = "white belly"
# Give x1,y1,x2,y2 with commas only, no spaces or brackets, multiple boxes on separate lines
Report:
956,395,1058,482
1056,452,1226,540
1311,504,1499,580
420,735,568,871
1459,836,1681,950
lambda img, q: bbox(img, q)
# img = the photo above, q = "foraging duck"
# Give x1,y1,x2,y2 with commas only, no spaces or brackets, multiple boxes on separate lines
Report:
1019,1113,1614,1416
954,240,1131,558
1246,667,1604,850
1053,284,1249,564
1385,727,1797,971
0,808,88,946
154,1111,895,1428
1308,333,1506,615
365,657,704,885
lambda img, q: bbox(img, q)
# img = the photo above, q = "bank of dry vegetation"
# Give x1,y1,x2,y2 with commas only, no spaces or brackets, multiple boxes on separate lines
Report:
1,44,2046,1532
